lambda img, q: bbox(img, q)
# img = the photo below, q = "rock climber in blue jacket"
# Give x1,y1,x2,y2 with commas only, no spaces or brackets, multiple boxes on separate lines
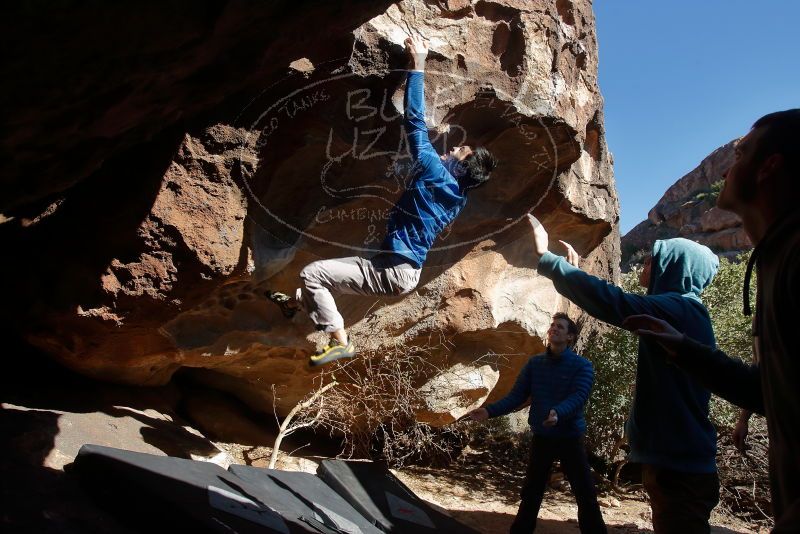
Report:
527,214,720,534
467,312,607,534
269,35,497,367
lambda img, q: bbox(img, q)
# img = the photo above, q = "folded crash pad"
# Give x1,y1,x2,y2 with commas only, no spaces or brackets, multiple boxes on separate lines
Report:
74,444,337,533
316,460,479,534
230,465,383,534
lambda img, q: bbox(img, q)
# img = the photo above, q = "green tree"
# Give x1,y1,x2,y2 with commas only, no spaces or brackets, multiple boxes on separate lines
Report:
703,251,755,427
580,268,642,460
694,179,725,204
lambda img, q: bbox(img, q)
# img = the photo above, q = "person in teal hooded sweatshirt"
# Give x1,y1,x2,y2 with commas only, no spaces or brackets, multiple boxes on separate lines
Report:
526,214,720,534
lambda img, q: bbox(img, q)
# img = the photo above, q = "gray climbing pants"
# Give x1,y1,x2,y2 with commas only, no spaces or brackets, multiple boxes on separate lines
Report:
297,254,421,333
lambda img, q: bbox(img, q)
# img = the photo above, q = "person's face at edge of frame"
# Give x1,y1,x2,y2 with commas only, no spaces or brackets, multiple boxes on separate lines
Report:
547,318,574,348
639,254,652,289
718,127,767,213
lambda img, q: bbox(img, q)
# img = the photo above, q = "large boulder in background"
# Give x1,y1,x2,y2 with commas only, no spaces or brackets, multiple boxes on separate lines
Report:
1,0,619,425
622,140,750,268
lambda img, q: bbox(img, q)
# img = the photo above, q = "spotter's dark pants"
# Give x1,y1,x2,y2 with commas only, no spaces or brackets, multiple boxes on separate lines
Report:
642,464,720,534
510,435,607,534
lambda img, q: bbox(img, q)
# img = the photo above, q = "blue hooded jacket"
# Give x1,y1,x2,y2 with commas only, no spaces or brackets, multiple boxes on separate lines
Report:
381,71,466,268
485,347,595,438
537,238,720,472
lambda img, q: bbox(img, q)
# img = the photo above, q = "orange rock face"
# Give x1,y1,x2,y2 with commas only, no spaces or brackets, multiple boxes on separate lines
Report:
2,1,619,424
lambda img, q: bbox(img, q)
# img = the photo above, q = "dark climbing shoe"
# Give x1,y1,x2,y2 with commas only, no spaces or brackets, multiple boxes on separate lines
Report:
309,340,356,367
265,290,298,318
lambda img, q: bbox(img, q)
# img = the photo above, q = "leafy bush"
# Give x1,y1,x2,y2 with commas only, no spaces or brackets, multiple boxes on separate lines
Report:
579,268,642,461
694,179,725,204
703,251,755,427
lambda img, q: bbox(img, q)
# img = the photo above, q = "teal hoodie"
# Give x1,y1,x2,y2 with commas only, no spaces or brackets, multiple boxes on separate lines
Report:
537,238,720,473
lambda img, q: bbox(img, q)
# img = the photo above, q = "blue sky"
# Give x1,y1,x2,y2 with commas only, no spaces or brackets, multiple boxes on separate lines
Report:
594,1,799,234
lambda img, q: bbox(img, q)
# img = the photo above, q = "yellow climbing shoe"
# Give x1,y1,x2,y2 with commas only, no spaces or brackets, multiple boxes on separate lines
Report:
309,340,356,367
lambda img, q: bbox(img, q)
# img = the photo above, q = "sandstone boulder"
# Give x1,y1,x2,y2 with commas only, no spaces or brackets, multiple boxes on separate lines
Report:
699,206,742,233
622,140,749,267
2,0,619,426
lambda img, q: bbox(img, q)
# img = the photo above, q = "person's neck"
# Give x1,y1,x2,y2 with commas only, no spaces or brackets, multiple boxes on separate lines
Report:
739,201,789,245
548,343,568,357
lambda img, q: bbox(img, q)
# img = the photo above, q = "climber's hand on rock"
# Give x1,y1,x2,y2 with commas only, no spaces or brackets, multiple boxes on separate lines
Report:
405,36,429,71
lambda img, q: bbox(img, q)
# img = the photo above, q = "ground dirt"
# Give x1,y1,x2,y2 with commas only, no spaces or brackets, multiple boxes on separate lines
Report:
216,436,765,534
3,346,768,534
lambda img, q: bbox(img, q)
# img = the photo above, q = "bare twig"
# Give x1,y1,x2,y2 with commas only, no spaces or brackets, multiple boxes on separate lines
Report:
269,381,338,469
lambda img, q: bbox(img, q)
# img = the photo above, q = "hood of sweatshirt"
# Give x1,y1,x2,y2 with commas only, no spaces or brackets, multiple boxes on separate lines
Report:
648,238,719,301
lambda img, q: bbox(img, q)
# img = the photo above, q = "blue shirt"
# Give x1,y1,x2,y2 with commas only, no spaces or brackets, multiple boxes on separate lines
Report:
381,71,466,267
486,347,594,438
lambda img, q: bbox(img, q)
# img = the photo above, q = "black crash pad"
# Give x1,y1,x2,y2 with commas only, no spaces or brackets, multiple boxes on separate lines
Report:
74,444,339,533
316,460,479,534
230,465,383,534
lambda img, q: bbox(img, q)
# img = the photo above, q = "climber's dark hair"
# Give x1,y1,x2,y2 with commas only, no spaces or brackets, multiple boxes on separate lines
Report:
461,147,498,191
